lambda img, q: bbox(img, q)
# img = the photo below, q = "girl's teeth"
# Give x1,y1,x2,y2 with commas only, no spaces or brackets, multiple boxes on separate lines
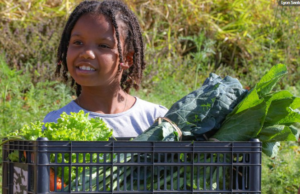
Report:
79,66,94,71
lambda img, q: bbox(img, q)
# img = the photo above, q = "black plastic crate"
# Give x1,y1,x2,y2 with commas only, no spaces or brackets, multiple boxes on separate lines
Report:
2,138,261,194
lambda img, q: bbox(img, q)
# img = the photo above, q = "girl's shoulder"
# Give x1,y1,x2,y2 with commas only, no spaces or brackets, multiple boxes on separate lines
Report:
43,101,80,123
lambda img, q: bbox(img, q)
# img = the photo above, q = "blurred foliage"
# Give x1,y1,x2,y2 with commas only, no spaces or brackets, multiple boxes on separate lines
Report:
0,0,299,90
0,54,72,138
0,0,81,23
262,141,300,194
0,19,65,82
0,54,72,181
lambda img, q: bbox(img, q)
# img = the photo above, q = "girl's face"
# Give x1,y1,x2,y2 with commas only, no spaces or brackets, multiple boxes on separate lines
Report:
67,13,125,88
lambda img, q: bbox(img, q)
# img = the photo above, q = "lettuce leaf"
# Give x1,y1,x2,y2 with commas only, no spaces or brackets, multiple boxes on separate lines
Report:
43,111,112,141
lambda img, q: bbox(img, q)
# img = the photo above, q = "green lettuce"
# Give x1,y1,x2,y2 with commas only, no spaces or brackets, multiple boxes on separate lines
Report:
5,110,113,142
3,110,113,185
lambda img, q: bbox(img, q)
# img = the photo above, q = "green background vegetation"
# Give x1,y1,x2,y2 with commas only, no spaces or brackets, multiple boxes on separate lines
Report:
0,0,300,193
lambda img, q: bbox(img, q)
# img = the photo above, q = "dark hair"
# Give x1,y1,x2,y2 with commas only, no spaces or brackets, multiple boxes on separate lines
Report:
56,0,146,96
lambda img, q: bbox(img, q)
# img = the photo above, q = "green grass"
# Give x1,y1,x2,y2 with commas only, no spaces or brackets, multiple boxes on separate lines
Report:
0,173,1,193
262,142,300,193
0,56,73,193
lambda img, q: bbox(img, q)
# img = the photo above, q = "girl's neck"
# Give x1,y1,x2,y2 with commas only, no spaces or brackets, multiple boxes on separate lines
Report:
76,85,133,114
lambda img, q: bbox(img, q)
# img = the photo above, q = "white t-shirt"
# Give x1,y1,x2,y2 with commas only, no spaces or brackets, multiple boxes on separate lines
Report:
43,97,168,138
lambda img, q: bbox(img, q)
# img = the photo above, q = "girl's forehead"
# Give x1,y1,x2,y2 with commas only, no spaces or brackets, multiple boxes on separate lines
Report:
77,13,111,27
71,13,126,41
71,14,113,35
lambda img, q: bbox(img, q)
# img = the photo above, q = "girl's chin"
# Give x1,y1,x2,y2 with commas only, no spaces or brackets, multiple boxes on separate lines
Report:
75,79,121,89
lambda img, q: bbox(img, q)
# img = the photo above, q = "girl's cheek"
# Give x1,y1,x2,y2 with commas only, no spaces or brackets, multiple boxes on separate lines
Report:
66,49,76,61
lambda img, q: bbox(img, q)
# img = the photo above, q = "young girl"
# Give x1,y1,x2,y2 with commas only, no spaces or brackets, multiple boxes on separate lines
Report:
43,0,168,137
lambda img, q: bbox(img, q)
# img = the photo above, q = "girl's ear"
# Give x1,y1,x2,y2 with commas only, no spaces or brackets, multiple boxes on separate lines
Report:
121,51,134,70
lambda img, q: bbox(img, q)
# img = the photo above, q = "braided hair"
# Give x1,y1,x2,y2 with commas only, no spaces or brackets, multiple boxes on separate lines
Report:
56,0,146,96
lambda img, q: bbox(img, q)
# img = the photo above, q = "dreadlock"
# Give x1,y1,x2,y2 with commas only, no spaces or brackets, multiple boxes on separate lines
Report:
56,0,146,96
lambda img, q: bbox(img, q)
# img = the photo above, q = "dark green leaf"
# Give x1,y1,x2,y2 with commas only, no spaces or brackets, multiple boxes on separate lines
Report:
258,125,297,142
212,101,266,141
256,64,287,97
262,142,280,158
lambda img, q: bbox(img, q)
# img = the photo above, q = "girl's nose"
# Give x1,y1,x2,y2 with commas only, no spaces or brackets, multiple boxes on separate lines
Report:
79,49,95,59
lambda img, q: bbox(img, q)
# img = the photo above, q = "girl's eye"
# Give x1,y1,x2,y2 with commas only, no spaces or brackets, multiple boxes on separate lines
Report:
99,44,109,48
73,41,82,45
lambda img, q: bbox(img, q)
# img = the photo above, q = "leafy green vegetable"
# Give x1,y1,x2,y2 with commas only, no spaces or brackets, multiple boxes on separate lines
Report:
258,125,297,142
7,121,44,141
262,142,281,158
210,101,267,141
135,64,300,157
7,150,23,162
212,64,300,156
43,111,113,141
4,110,113,185
6,110,113,142
134,73,248,141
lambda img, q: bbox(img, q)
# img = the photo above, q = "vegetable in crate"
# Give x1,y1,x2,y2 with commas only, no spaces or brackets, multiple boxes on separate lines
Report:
5,110,112,141
135,64,300,157
127,64,300,191
212,64,300,157
3,110,113,191
57,64,300,192
134,73,248,141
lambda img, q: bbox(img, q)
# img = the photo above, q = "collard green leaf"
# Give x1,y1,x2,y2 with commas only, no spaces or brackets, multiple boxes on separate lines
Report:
162,122,178,141
256,64,287,97
212,64,298,158
136,64,297,159
258,125,297,141
135,73,247,141
262,142,281,158
290,97,300,109
229,65,287,117
288,123,300,139
212,101,266,141
229,86,263,115
134,122,163,141
263,97,300,127
263,90,294,109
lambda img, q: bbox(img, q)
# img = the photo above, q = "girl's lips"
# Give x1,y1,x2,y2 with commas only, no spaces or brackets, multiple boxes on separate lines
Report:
75,62,97,74
76,61,96,70
76,66,97,75
78,65,96,71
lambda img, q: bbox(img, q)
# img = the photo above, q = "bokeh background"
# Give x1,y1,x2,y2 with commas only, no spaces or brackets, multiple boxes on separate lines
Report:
0,0,300,193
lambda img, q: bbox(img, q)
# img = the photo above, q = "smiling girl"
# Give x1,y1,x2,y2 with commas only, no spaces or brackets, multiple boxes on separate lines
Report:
43,0,168,137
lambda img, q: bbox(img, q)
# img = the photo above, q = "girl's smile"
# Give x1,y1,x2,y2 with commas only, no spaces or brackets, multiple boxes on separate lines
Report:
76,62,97,74
67,13,123,87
